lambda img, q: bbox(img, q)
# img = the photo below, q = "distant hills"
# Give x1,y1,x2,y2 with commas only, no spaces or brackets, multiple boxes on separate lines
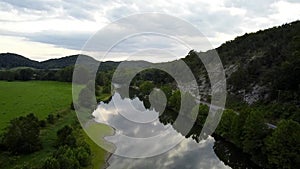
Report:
0,53,119,70
0,53,40,69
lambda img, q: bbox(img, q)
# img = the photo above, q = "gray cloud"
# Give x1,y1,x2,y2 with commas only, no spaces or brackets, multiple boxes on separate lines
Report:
1,0,58,12
224,0,277,16
0,0,299,61
0,29,91,50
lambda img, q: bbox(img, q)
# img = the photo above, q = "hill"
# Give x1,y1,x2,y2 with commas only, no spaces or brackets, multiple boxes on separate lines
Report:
40,55,79,69
183,20,300,104
0,53,120,70
0,53,41,69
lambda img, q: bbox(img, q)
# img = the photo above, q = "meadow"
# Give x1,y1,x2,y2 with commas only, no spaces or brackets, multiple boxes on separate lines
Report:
0,81,112,169
0,81,73,130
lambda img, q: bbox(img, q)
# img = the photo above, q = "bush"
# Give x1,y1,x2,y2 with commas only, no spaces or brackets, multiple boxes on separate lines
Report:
1,113,42,154
70,102,75,110
42,157,60,169
56,125,77,148
53,146,80,169
75,146,91,167
39,120,47,128
47,114,55,124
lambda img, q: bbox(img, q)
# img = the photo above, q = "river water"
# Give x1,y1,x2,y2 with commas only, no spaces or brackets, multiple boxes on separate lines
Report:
91,93,261,169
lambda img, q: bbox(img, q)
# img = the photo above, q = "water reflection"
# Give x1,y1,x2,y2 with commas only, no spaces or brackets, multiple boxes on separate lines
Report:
92,93,230,168
107,137,230,169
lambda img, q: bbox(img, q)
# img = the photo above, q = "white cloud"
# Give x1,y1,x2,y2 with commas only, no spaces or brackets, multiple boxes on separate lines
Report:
0,35,79,61
270,0,300,23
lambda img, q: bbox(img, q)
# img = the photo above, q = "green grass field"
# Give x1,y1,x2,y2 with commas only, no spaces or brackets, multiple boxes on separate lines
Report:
0,81,73,130
0,81,113,169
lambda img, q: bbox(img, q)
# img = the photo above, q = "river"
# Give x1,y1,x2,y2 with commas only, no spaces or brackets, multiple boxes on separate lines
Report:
91,92,261,169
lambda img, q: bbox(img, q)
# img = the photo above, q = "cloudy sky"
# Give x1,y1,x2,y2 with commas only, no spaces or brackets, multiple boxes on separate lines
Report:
0,0,299,62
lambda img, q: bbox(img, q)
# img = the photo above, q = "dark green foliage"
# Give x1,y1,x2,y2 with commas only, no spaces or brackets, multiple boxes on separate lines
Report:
18,69,34,81
102,84,111,94
160,85,173,99
96,72,109,86
75,146,91,167
216,109,237,139
132,69,175,86
228,67,250,91
231,109,250,147
70,101,75,110
42,157,60,169
56,125,77,148
265,120,300,169
47,114,55,124
0,53,40,69
242,111,269,163
0,68,34,81
139,81,155,95
0,70,16,81
53,146,80,169
39,120,47,128
193,104,209,126
1,113,42,154
50,145,91,169
95,72,112,93
40,55,78,69
169,90,181,111
56,66,73,82
42,125,92,169
12,163,35,169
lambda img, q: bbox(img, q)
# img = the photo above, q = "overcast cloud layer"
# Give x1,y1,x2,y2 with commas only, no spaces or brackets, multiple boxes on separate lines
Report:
0,0,299,62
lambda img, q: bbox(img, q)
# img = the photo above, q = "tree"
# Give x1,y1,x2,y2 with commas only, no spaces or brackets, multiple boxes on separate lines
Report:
56,66,73,82
197,104,209,125
18,69,34,81
231,109,250,147
102,84,111,94
2,113,42,154
96,72,108,86
56,125,77,148
75,146,91,167
39,120,46,128
216,109,237,139
169,90,181,111
53,146,80,169
47,114,55,124
161,85,173,99
242,110,269,163
265,120,300,169
42,157,60,169
139,81,155,95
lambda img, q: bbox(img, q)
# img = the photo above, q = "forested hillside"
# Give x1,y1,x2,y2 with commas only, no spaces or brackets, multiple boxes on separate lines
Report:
184,20,300,104
0,53,40,69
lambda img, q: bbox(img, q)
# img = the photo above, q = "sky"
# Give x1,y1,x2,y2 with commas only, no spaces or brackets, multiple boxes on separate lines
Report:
0,0,299,62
